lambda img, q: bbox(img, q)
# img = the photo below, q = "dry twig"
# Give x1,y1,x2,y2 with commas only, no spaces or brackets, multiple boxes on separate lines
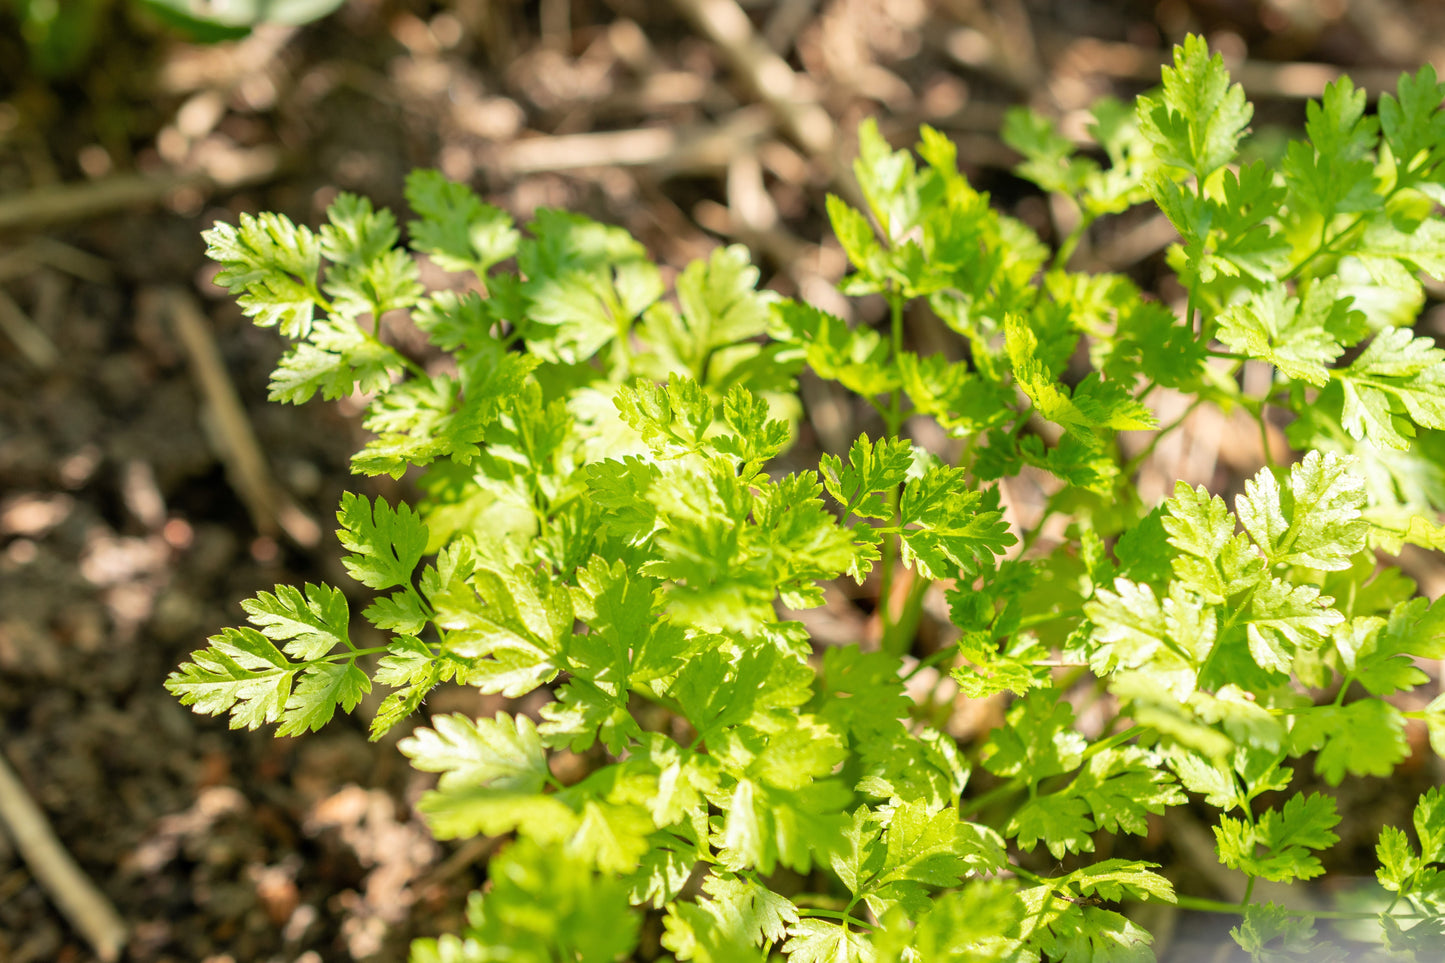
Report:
0,237,112,284
156,287,321,548
667,0,835,161
488,109,771,175
1048,36,1405,100
0,747,127,961
0,147,283,233
0,287,59,370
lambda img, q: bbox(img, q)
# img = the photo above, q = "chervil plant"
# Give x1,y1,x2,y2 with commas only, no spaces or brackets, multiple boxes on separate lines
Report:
170,36,1445,961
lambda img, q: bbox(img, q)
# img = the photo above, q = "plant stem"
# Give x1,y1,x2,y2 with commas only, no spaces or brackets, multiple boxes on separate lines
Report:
1121,396,1207,478
797,908,873,930
880,286,908,655
961,777,1025,817
884,571,932,657
901,643,958,682
360,326,430,380
887,289,906,436
1051,212,1096,273
1255,405,1274,467
1175,894,1432,921
314,645,394,663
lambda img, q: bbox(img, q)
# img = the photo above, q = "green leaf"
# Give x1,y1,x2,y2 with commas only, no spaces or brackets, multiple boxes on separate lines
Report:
1070,748,1187,837
1357,213,1445,280
365,589,429,635
772,300,899,399
1376,825,1420,893
1208,162,1291,283
1167,750,1241,809
566,800,654,874
1009,793,1095,858
1415,786,1445,864
1215,791,1341,882
399,712,550,793
368,637,444,739
1215,282,1361,388
781,918,872,963
1339,326,1445,450
1244,577,1341,675
1004,106,1095,197
696,873,799,948
876,800,1006,889
852,116,926,243
827,194,886,286
1378,65,1445,180
519,209,663,364
442,564,570,698
239,582,350,661
716,387,791,471
1287,700,1408,785
277,660,370,735
1230,902,1321,960
165,627,295,730
676,244,775,353
1025,895,1158,963
427,838,640,963
1007,314,1154,434
1283,76,1381,218
539,682,639,754
820,434,914,521
320,192,424,319
898,466,1016,579
267,318,397,404
983,690,1087,780
1235,451,1368,571
1136,33,1252,180
203,212,323,337
405,170,519,275
615,376,714,455
336,493,429,590
1084,579,1213,694
1062,859,1177,903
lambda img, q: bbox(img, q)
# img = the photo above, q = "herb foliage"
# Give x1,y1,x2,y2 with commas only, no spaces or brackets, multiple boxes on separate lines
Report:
172,37,1445,961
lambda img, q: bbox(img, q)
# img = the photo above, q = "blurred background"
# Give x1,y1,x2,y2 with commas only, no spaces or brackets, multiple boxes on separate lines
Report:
3,1,1445,961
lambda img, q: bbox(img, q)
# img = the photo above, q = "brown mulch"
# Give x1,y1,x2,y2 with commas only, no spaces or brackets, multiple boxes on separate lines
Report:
3,1,1445,961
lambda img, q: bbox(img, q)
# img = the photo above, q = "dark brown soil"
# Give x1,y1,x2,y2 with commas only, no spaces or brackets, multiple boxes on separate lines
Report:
2,2,1444,961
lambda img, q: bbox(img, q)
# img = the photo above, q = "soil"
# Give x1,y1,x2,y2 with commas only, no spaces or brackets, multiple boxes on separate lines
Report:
2,1,1444,961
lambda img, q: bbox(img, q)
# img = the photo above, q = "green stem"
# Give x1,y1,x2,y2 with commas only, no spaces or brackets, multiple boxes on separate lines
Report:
359,326,430,380
879,286,909,656
902,643,959,682
1017,501,1062,557
1175,894,1433,921
1333,674,1354,707
1241,876,1257,908
1255,404,1274,467
961,777,1025,817
1011,865,1047,886
1051,212,1096,273
1016,607,1084,630
878,537,899,654
796,908,873,930
312,644,397,663
1121,397,1207,479
1081,724,1141,762
1282,213,1367,281
887,288,906,436
884,571,932,657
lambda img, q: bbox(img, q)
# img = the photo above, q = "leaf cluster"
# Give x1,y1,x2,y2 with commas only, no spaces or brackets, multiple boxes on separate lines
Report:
171,36,1445,963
